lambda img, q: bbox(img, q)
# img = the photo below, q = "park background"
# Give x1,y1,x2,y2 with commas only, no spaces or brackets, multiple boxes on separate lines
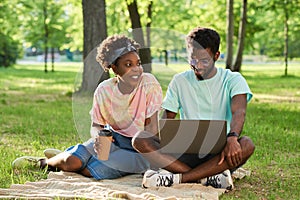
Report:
0,0,299,199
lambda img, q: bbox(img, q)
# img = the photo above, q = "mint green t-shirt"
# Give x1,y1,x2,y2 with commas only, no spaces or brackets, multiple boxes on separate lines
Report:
162,68,253,132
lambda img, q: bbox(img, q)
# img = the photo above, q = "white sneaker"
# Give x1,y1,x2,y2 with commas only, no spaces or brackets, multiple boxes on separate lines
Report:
201,170,234,190
142,169,181,188
12,156,44,170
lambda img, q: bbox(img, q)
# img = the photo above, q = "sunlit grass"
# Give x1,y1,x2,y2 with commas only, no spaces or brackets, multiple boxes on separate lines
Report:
0,61,299,199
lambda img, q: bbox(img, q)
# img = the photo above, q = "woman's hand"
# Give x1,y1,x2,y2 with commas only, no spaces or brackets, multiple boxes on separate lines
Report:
93,136,101,154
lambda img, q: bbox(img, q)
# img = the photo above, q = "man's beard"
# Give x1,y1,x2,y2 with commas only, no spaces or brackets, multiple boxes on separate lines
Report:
196,74,204,80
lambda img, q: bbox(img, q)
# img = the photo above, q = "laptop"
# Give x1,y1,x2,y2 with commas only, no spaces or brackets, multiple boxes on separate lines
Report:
158,119,227,156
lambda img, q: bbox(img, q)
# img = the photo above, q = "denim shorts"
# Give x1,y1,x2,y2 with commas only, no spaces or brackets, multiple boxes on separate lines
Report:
65,132,150,180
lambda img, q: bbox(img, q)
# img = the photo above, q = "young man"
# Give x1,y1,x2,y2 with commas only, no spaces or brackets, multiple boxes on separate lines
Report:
132,27,255,190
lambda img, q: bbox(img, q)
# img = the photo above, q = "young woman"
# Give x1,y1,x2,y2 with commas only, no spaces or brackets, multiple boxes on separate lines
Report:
13,35,163,180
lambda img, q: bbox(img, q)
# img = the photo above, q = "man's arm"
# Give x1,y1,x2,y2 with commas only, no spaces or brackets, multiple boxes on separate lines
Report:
218,94,247,167
229,94,247,135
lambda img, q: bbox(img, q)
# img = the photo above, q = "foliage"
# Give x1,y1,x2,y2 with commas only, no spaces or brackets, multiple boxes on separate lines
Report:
19,0,71,51
105,0,300,60
63,0,83,51
0,33,20,67
253,0,300,58
0,0,22,36
0,0,23,66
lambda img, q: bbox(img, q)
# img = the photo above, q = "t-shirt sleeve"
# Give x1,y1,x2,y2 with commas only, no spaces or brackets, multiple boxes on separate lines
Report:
229,73,253,102
161,75,180,113
145,74,163,118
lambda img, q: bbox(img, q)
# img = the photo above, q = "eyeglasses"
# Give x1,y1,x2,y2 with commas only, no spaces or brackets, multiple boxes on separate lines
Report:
188,58,211,72
189,58,210,67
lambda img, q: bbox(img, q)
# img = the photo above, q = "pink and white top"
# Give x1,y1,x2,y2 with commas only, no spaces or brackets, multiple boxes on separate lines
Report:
90,73,163,137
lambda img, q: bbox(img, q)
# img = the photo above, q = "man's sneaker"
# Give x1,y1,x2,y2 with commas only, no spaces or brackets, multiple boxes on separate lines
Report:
142,169,181,188
201,169,234,190
43,148,62,159
12,156,44,171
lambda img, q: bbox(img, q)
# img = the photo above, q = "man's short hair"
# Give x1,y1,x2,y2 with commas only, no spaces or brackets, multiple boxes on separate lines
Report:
186,27,220,55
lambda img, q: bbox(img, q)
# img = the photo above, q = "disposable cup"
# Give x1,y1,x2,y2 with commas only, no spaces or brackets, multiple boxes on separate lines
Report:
97,129,113,160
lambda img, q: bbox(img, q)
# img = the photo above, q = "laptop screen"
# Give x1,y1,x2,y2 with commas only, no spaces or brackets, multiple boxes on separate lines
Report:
158,119,227,156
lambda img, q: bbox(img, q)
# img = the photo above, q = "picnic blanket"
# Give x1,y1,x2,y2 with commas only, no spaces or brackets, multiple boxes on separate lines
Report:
0,168,250,200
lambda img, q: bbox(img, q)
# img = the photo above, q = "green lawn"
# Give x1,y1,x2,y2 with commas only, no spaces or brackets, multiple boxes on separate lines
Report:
0,61,299,199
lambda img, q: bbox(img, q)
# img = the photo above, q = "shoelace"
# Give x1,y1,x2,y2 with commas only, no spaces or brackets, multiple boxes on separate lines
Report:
156,174,174,187
206,175,221,188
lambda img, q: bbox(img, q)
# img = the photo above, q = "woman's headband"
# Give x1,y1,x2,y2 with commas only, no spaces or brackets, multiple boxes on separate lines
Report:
107,42,137,66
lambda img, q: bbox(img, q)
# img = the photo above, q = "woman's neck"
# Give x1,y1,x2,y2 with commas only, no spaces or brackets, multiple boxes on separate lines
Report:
117,80,134,94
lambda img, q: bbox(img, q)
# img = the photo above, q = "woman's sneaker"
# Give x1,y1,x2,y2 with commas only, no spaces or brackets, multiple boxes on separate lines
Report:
201,169,234,190
43,148,62,159
12,156,44,171
142,169,181,188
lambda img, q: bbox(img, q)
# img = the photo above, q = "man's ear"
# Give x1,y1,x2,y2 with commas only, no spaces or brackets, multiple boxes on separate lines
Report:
214,51,220,61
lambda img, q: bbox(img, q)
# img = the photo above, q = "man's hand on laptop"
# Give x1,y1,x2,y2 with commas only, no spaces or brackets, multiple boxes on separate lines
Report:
218,137,243,167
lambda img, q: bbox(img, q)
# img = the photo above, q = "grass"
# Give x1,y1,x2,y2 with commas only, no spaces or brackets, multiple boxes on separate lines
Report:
0,61,299,199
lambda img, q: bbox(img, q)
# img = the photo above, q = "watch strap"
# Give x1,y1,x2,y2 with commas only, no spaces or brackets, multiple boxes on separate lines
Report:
227,132,239,138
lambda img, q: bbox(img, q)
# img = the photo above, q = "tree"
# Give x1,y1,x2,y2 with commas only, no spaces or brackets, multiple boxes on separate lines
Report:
146,0,153,65
232,0,247,72
224,0,248,72
79,0,108,93
20,0,71,72
0,33,19,67
42,0,49,72
0,0,22,67
126,0,152,73
281,0,300,76
257,0,300,76
63,0,83,52
47,1,71,72
283,0,289,76
226,0,234,69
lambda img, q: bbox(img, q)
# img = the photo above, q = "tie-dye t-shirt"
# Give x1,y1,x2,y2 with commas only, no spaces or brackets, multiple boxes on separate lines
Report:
90,73,163,137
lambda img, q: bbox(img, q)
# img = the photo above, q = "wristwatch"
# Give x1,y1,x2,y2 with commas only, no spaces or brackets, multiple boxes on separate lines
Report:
227,132,239,138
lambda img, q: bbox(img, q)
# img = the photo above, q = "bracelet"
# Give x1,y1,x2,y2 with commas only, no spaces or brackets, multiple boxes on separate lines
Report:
227,132,239,138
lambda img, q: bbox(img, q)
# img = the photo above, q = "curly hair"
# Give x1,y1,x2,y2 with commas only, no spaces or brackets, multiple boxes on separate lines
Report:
186,27,220,55
96,35,140,71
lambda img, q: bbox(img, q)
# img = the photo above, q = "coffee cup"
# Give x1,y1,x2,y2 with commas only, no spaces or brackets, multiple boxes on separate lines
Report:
96,129,113,160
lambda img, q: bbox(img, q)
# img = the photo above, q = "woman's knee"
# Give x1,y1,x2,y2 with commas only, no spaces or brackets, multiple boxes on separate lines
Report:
65,155,82,171
132,131,159,153
132,132,148,152
54,154,83,172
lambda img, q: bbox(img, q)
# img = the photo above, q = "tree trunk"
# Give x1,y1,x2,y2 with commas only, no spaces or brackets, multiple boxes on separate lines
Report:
146,1,152,48
163,50,168,66
80,0,109,93
146,1,152,70
126,0,152,73
226,0,234,70
233,0,247,72
51,47,54,72
43,0,48,73
283,0,289,76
